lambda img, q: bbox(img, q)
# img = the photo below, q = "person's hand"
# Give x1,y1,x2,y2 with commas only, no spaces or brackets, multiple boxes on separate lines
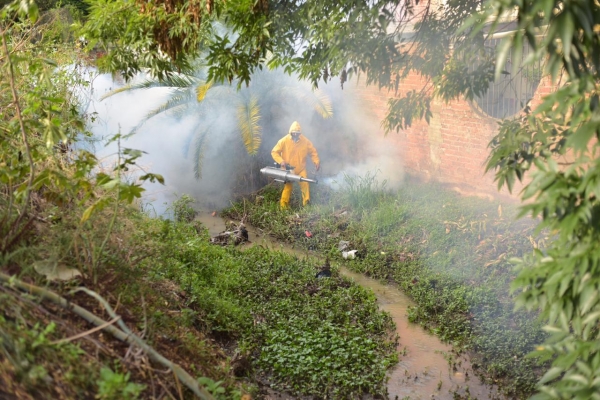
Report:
315,163,320,172
280,162,287,169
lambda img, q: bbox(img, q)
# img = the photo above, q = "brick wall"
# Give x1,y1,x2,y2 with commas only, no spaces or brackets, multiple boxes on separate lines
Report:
346,71,556,200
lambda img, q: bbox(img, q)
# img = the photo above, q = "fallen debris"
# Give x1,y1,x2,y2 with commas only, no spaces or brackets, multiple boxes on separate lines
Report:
338,240,350,251
315,258,331,279
342,250,358,260
210,222,249,246
0,272,216,400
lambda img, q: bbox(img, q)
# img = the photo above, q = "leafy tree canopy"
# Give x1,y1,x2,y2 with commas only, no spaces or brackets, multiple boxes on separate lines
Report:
78,0,493,120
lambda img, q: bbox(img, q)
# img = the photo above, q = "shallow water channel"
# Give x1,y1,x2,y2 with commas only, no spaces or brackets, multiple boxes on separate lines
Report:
199,212,503,400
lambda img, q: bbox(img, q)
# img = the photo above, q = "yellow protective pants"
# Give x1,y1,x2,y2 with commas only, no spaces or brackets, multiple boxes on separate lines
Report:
280,170,310,209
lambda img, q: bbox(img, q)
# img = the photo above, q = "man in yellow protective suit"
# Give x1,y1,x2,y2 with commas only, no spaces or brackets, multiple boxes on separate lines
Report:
271,121,320,209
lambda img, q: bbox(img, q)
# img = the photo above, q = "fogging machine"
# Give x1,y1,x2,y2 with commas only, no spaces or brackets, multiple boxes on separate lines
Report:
260,163,318,184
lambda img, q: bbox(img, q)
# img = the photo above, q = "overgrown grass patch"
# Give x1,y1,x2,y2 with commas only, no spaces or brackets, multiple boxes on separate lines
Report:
135,216,398,398
2,196,397,399
1,202,252,398
222,176,549,398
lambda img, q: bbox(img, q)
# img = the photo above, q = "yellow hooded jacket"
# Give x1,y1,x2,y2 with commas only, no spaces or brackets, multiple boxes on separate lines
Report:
271,121,320,175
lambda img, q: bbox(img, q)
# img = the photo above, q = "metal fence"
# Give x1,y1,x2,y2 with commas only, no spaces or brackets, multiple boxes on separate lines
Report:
473,37,542,119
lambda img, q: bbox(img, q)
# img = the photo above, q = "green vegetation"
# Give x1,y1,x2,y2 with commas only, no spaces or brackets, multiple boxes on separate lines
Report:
1,184,398,399
97,366,146,400
222,176,548,398
477,2,600,398
0,3,397,399
143,214,398,397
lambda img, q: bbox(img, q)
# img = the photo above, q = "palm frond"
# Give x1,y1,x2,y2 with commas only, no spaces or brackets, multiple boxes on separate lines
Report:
127,81,231,136
198,82,237,103
279,86,333,119
126,91,195,136
192,129,209,180
100,74,200,101
165,74,201,89
237,96,262,155
146,89,196,118
196,81,213,102
311,88,334,119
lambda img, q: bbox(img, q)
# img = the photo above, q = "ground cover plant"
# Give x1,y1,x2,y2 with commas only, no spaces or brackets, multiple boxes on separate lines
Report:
141,215,399,398
222,175,550,398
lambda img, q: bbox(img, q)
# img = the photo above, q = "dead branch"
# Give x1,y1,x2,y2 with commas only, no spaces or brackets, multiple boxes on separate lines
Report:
0,284,118,360
0,272,215,400
50,316,121,345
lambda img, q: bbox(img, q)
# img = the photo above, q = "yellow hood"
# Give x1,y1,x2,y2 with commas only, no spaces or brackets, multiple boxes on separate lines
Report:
288,121,302,134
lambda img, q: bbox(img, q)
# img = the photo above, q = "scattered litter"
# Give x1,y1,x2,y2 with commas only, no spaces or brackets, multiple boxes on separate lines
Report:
305,230,312,238
315,258,331,278
316,268,331,278
338,240,350,251
342,250,358,260
211,211,217,217
381,252,386,255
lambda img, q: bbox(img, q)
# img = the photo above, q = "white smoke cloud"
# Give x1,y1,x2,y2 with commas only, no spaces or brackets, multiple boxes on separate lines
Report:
316,79,405,191
81,68,405,215
83,72,245,215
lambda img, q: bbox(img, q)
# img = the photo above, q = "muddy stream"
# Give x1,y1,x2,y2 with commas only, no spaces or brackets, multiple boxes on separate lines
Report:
199,212,503,400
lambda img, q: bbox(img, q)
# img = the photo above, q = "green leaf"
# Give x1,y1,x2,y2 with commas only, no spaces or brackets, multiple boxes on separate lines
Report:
101,179,120,190
565,374,589,385
566,121,597,151
582,311,600,325
540,367,563,384
139,173,165,184
119,183,144,203
19,0,38,22
81,204,96,223
560,12,574,63
580,285,597,315
511,33,523,77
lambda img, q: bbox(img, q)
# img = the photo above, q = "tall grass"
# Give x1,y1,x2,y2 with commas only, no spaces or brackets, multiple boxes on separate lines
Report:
339,171,389,214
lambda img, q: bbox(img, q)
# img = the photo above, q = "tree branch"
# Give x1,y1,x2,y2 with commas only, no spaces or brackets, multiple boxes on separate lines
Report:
1,29,35,242
0,272,215,400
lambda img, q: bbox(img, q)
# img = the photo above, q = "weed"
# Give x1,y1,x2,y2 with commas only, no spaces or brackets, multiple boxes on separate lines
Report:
340,171,389,214
96,366,146,400
197,376,239,399
171,194,197,222
131,216,398,397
